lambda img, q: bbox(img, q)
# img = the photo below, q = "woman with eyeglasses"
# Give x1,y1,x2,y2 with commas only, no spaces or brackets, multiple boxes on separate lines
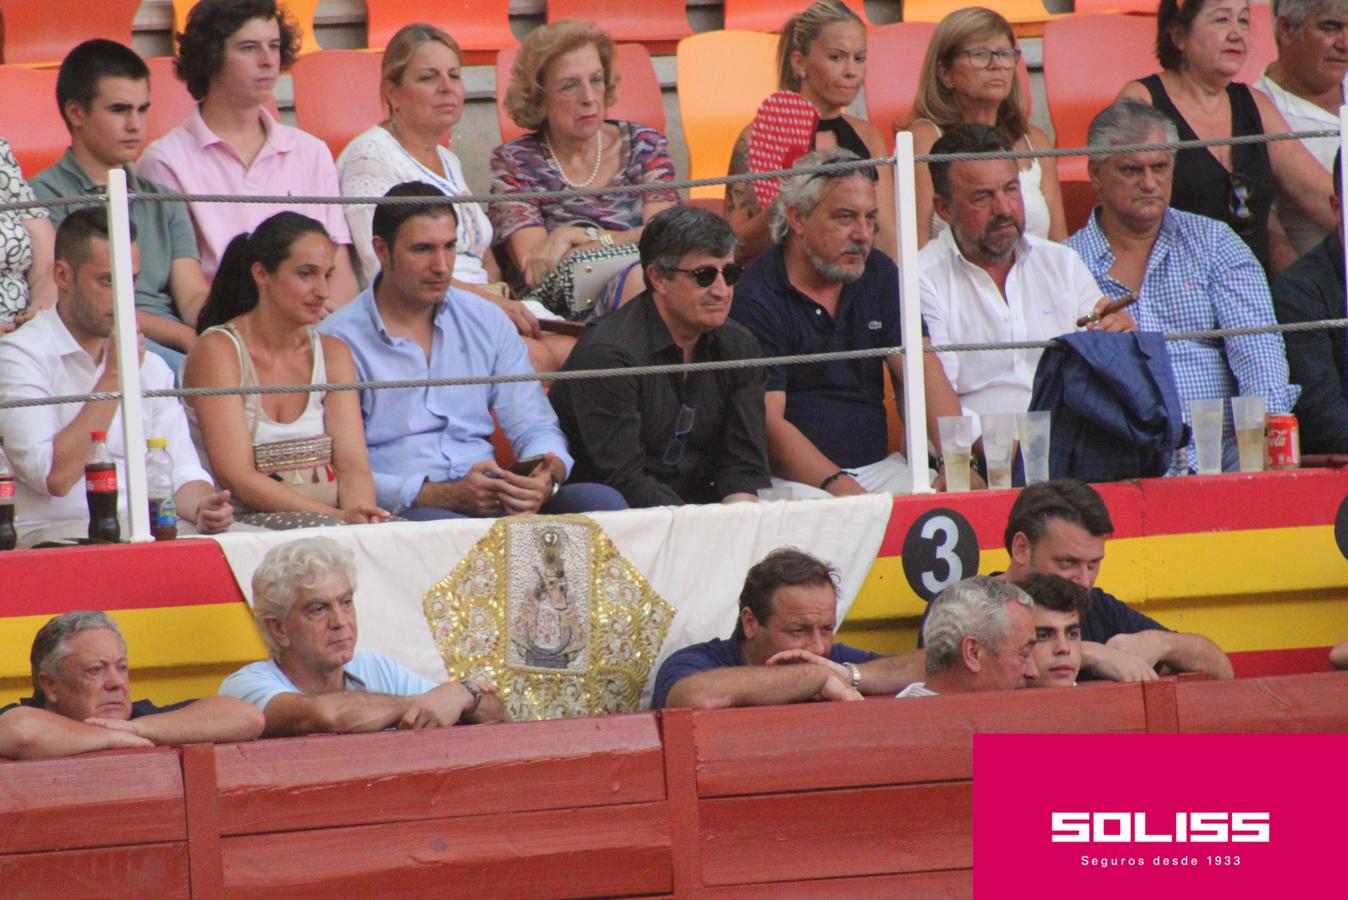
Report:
724,0,896,263
904,7,1067,247
1118,0,1334,273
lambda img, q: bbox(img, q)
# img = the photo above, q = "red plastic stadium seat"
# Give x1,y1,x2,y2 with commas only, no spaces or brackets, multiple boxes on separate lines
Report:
1042,14,1157,231
0,0,138,67
365,0,518,65
495,43,665,144
865,22,1031,152
1237,7,1278,85
0,66,66,175
547,1,692,55
722,0,869,32
292,49,384,160
144,56,280,147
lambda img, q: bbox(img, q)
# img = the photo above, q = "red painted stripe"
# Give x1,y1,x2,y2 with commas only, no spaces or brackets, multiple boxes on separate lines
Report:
0,541,244,617
1139,468,1348,535
1228,646,1335,679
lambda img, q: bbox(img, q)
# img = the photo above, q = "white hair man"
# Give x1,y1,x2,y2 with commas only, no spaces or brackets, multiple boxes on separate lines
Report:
897,576,1038,697
220,536,508,735
0,610,263,759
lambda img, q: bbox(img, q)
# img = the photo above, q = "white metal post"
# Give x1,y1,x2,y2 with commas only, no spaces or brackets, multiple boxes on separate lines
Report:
1339,97,1348,296
107,169,150,542
893,132,933,494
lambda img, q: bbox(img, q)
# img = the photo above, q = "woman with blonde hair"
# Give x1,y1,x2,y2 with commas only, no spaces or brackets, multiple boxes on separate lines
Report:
336,24,564,371
489,19,677,317
905,6,1066,246
725,0,896,263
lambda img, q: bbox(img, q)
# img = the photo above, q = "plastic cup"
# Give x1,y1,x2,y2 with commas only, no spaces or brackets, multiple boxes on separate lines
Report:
938,415,976,493
1190,398,1225,475
1230,395,1266,473
981,413,1016,490
1017,411,1051,485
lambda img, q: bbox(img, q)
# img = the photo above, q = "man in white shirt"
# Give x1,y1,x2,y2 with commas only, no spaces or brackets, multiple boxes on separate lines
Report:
896,576,1038,698
0,208,233,545
1254,0,1347,258
918,124,1131,420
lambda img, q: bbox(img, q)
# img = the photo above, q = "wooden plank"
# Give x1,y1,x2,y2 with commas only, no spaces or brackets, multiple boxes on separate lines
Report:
220,802,672,898
1175,672,1348,733
1230,645,1335,677
215,713,665,835
182,743,225,899
1142,678,1179,733
703,869,971,897
659,709,703,897
691,686,1146,797
0,842,190,897
699,783,971,886
0,748,185,853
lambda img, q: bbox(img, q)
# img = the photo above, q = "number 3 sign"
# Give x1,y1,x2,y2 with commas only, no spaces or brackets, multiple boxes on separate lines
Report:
900,508,981,603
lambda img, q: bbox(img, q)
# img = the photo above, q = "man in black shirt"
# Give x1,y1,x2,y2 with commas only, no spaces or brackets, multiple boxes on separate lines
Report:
1272,152,1348,454
551,206,771,507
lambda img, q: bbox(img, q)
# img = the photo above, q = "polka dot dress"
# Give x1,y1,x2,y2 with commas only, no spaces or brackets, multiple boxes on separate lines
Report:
0,138,47,323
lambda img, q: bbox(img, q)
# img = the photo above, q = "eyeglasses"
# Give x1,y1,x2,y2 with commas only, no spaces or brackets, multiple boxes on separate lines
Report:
1228,173,1255,236
661,404,696,467
666,264,744,288
954,47,1023,69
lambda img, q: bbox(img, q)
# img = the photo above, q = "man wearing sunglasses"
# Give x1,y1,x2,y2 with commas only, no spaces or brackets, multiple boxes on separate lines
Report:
731,149,967,497
551,205,772,507
1066,100,1298,473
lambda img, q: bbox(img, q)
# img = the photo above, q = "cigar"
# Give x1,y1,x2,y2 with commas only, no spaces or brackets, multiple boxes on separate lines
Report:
1077,294,1138,328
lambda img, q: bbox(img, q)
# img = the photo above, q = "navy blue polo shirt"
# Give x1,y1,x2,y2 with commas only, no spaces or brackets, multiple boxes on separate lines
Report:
730,246,925,469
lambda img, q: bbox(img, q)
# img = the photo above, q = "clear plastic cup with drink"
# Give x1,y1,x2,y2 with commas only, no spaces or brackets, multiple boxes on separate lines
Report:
1230,395,1266,473
1190,398,1225,475
1017,411,1051,485
981,413,1016,490
938,415,977,493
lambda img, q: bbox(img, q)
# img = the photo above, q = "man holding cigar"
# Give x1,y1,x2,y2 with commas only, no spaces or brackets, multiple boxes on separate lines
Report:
919,124,1133,422
1067,99,1299,473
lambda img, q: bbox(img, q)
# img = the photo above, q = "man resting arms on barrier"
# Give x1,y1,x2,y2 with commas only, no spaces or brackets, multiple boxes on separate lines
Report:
1016,573,1092,688
0,611,263,760
653,548,926,708
220,536,509,735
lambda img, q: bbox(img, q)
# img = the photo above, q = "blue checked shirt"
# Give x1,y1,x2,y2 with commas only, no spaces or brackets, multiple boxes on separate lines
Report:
1067,209,1298,473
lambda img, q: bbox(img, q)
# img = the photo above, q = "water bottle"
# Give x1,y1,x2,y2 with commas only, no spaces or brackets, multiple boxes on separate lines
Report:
0,437,15,551
85,431,119,542
146,438,177,541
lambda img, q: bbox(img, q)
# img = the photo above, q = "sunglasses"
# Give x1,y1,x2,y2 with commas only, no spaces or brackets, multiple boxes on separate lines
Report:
667,264,744,288
1229,173,1255,236
661,404,696,467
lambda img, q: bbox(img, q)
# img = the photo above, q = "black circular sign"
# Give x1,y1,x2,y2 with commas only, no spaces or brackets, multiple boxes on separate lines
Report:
1335,495,1348,562
901,507,981,603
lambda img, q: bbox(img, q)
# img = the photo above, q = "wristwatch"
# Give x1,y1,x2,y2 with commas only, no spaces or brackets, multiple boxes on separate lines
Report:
844,662,862,691
459,679,483,715
584,226,615,247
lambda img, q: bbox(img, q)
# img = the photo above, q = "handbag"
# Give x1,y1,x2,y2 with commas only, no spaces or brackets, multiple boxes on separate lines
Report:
525,242,640,320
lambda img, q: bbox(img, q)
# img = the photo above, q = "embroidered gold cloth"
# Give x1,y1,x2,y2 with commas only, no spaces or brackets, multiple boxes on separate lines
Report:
423,515,674,721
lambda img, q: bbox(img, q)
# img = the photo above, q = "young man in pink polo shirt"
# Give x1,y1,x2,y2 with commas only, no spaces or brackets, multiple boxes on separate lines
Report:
137,0,358,306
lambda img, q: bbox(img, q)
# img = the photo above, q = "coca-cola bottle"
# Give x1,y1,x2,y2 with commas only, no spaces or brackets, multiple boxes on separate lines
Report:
85,431,119,543
0,437,15,551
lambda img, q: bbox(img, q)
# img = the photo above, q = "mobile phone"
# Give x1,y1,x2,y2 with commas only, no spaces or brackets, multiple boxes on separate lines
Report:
509,454,547,477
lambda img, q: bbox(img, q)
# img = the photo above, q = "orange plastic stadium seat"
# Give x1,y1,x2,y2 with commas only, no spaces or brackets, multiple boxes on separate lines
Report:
365,0,518,64
145,56,281,146
495,43,665,144
865,22,1031,152
292,50,384,160
723,0,869,32
1043,14,1158,231
1073,0,1160,12
1237,7,1278,84
173,0,322,55
901,0,1060,36
0,66,65,175
547,1,692,54
676,30,779,200
0,0,138,67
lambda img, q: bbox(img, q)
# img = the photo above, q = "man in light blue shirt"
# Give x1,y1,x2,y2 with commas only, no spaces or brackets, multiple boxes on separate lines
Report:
319,182,626,519
220,536,509,736
1066,99,1298,473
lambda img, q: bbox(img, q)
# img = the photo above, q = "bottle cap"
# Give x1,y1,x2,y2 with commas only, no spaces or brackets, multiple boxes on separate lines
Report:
147,438,167,449
91,431,107,441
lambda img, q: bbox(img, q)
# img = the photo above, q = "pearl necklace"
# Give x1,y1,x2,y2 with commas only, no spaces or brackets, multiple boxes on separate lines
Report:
544,129,604,189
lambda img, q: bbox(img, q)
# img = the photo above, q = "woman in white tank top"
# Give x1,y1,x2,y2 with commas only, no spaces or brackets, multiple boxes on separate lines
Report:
902,8,1067,247
183,212,388,530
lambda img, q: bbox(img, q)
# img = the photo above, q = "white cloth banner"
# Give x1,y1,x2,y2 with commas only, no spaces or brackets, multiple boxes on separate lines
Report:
210,494,893,706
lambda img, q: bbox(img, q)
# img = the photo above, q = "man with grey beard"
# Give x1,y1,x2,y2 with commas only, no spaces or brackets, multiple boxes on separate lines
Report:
918,124,1128,422
730,150,965,498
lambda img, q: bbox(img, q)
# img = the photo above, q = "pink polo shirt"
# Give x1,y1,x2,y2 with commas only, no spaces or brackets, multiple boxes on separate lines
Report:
136,108,352,281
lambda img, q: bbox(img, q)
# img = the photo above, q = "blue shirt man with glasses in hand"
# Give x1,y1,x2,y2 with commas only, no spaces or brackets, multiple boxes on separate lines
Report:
550,206,771,507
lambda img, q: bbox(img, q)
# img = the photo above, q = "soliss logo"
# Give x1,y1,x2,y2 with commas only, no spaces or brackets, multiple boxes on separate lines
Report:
1050,812,1270,843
